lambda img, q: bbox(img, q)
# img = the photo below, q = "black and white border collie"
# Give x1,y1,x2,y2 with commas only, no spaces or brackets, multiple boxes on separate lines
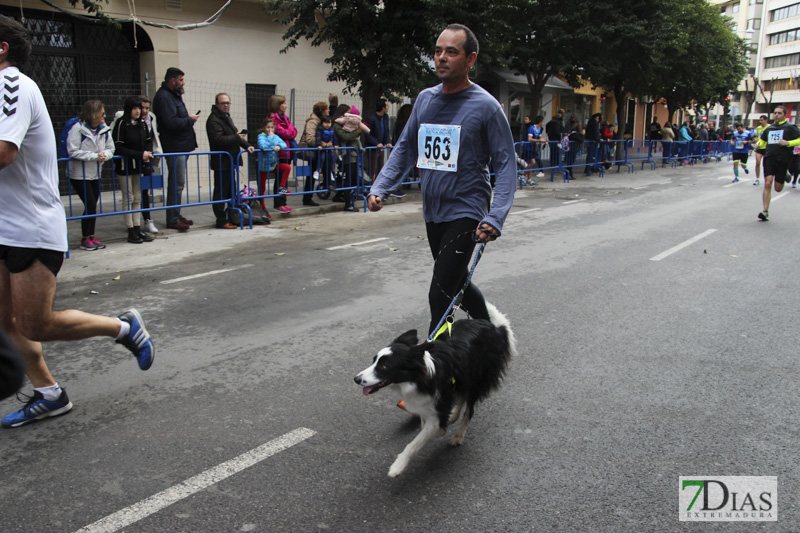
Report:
354,303,516,478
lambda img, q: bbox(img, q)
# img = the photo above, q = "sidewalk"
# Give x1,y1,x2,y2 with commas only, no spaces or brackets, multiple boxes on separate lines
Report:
59,162,721,282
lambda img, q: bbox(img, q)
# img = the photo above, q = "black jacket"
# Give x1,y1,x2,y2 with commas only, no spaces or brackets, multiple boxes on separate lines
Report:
112,118,153,175
152,82,198,153
206,105,250,170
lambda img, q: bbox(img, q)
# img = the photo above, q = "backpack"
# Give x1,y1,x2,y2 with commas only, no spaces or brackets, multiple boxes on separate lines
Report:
57,117,82,159
230,186,270,226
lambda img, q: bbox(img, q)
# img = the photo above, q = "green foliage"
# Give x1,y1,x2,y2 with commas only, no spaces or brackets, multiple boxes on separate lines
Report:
262,0,441,110
67,0,114,25
477,0,593,115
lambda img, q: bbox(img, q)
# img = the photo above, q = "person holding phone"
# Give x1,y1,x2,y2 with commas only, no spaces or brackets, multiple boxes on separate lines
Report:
151,67,198,232
206,93,254,228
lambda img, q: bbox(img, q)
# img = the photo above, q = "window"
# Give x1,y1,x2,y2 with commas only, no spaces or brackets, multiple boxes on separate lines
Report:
747,18,761,30
768,29,800,45
765,53,800,68
733,3,740,13
770,2,800,21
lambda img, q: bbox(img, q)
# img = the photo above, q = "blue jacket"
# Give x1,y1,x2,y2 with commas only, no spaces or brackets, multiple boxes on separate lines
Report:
151,82,198,153
257,132,287,171
364,112,391,146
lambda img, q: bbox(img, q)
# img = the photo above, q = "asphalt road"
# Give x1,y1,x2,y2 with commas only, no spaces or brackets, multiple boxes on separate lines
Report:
1,163,798,532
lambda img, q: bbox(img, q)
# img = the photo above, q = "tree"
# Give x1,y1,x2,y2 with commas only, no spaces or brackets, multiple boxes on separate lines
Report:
261,0,440,113
650,0,748,125
575,0,671,140
492,0,591,116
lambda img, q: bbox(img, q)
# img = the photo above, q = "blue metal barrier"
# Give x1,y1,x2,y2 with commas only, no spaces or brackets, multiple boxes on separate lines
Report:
62,151,238,233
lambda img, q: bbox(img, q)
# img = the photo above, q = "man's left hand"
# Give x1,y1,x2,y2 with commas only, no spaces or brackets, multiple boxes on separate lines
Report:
246,146,255,154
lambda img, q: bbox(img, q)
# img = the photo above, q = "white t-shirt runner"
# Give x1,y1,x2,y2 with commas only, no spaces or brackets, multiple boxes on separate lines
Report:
0,66,68,252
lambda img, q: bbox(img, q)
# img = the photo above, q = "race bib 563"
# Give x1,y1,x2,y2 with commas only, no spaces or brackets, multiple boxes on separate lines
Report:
417,124,460,172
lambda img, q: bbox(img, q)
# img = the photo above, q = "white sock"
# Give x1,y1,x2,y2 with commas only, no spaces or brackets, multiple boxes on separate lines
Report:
35,383,62,401
116,318,130,341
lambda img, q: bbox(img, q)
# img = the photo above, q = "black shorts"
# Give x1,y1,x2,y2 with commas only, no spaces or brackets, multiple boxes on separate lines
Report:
755,148,766,156
732,152,749,164
763,158,790,184
0,245,63,277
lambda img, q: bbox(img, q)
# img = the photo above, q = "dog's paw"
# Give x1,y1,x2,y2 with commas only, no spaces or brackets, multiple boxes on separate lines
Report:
449,433,465,447
388,458,408,478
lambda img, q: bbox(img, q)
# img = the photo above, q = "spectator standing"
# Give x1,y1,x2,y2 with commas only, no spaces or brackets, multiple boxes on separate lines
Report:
298,101,327,206
584,113,601,174
206,93,254,229
757,105,800,221
527,115,546,177
367,24,516,334
268,94,299,209
315,115,337,192
678,121,693,161
67,99,114,251
660,120,675,161
0,15,154,428
546,111,565,168
257,118,292,213
521,114,532,143
647,118,662,156
332,103,362,212
111,96,155,244
151,67,198,232
365,98,393,190
139,96,161,235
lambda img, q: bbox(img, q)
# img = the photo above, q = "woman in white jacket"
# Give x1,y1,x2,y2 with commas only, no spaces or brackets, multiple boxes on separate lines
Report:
67,99,114,251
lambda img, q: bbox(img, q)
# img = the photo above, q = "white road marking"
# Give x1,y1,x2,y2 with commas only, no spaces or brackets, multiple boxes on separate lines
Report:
75,428,316,533
771,191,791,203
650,229,717,262
562,199,586,205
722,181,738,188
326,237,389,250
513,208,542,215
160,264,254,285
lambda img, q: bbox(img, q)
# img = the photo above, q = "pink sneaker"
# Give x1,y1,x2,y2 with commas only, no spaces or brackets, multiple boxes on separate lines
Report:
278,205,293,213
89,237,106,249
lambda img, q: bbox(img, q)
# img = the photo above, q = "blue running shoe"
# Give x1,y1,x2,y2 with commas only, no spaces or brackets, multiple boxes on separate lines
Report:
116,309,155,370
2,390,73,428
732,177,739,183
743,165,749,174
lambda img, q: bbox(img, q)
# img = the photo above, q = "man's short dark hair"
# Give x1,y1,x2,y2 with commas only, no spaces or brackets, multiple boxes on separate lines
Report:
773,105,787,114
164,67,184,82
446,23,479,56
215,92,229,105
376,98,387,113
760,115,768,120
0,15,32,69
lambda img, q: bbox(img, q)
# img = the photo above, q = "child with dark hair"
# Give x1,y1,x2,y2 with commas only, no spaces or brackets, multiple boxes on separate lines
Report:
315,115,337,191
112,95,155,244
257,118,292,213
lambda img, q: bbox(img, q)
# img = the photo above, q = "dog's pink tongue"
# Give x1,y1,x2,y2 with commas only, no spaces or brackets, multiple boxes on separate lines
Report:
362,386,373,396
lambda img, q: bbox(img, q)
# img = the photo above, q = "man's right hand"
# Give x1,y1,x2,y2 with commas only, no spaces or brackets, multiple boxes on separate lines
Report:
367,194,383,212
190,113,200,123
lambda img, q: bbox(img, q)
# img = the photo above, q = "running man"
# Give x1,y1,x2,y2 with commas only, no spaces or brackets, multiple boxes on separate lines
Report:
730,123,753,183
758,105,800,221
367,23,516,335
753,115,769,186
0,16,155,427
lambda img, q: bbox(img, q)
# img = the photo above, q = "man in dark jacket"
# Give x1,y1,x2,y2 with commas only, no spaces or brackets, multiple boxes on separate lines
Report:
206,93,254,229
546,111,565,167
584,113,601,174
151,67,198,232
364,98,395,191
